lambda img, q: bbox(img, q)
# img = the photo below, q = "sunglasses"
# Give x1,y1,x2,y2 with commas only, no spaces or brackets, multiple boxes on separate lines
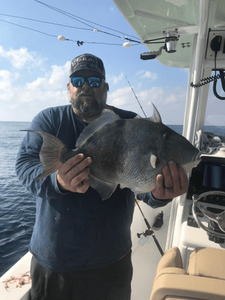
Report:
71,76,102,88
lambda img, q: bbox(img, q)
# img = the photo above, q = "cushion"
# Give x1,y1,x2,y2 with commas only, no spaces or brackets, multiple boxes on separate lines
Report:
156,247,183,276
188,247,225,280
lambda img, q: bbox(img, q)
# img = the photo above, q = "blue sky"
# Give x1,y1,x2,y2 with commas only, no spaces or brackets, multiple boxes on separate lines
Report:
0,0,224,125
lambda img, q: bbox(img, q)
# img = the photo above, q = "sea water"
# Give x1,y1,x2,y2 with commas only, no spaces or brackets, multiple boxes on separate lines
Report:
0,121,224,276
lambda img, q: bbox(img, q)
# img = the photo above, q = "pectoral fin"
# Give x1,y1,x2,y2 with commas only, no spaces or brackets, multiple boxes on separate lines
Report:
150,154,158,169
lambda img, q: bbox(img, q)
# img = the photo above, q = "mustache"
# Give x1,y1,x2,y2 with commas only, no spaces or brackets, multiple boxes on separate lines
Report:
78,89,94,97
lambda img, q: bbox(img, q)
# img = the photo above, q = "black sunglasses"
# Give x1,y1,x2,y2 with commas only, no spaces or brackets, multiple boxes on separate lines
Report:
71,76,102,88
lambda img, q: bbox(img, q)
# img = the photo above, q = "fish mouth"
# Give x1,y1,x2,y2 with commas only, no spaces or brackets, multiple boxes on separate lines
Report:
194,151,202,162
182,152,201,174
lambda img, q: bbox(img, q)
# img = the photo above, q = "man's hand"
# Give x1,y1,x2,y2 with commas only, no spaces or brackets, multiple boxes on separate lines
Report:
57,154,92,193
152,161,188,200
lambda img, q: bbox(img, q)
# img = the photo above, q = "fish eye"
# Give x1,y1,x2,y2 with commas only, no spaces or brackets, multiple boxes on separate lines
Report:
163,133,170,139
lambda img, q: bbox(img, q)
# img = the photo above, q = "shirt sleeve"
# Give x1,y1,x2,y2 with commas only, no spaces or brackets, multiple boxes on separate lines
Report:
137,192,172,208
15,109,69,199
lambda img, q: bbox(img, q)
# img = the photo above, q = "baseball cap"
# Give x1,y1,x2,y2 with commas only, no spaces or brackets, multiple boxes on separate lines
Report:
70,54,105,79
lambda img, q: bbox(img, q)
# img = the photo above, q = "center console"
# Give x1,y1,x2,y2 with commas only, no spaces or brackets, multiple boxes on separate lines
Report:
166,154,225,268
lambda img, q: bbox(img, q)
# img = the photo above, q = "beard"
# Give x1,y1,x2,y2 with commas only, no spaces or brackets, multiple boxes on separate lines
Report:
69,89,107,118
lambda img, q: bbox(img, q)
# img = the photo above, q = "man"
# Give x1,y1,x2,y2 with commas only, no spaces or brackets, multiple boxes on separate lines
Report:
16,53,188,300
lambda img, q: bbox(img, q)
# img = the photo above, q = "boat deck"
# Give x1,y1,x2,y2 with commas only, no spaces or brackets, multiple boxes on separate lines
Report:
131,201,172,300
0,252,32,300
0,201,171,300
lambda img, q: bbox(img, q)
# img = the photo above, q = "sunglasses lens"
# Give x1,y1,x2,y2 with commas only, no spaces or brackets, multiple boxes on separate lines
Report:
71,77,85,87
88,77,101,87
71,77,102,88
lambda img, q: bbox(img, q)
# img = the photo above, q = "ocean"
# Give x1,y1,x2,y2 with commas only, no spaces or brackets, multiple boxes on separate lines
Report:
0,121,224,276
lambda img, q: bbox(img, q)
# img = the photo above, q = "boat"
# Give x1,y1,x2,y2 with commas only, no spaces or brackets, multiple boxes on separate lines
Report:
113,0,225,299
1,0,225,299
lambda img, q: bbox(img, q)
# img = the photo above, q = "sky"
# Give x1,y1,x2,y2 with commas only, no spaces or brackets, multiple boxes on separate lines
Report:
0,0,224,125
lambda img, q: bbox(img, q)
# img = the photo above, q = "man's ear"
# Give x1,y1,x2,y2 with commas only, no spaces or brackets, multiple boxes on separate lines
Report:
105,82,109,91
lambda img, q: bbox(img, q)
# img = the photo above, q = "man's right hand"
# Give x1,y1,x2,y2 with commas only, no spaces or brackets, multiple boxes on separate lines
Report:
57,153,92,193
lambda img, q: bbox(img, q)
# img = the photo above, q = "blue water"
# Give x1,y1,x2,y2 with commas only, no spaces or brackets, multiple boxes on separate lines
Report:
0,122,35,277
0,121,224,276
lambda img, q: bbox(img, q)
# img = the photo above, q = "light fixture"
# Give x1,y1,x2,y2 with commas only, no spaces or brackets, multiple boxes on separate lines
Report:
165,33,178,53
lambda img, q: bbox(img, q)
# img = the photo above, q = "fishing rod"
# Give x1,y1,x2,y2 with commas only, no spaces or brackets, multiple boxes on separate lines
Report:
135,199,164,256
125,76,147,118
126,77,164,256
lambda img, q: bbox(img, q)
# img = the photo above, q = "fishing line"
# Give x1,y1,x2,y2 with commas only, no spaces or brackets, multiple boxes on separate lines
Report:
34,0,141,43
0,13,141,46
0,18,58,38
0,18,126,46
135,199,164,256
125,76,147,118
0,13,95,32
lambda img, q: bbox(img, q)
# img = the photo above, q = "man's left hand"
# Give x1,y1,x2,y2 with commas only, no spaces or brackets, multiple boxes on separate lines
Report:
152,161,188,200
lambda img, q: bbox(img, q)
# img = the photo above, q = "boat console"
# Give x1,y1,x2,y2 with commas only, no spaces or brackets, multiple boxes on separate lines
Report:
167,153,225,268
188,156,225,238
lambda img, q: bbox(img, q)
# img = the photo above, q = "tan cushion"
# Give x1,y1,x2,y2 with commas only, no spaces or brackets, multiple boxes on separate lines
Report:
156,247,183,276
188,247,225,280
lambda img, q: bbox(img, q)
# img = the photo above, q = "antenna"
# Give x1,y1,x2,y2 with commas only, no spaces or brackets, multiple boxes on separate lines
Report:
125,76,147,118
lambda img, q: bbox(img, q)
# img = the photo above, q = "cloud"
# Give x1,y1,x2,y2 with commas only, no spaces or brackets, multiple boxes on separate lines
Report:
137,87,164,103
141,71,157,80
49,63,70,88
0,54,70,121
108,86,186,108
108,85,187,123
108,83,225,125
108,72,124,85
108,86,132,106
0,70,11,90
0,70,15,101
0,46,45,69
24,61,70,93
136,70,157,80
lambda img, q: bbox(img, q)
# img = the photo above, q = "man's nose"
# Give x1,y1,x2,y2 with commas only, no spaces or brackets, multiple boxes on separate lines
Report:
83,80,90,88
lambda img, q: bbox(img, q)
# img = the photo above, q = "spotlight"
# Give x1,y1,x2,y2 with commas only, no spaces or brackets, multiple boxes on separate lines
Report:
165,35,178,53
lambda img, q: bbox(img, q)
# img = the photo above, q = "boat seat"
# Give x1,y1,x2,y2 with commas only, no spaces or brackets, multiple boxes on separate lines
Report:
149,246,225,300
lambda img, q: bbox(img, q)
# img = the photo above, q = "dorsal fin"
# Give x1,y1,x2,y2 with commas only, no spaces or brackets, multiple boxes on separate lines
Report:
76,109,120,147
148,102,162,123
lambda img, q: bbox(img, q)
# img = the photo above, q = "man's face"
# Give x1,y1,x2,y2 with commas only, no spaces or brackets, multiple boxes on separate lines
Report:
68,70,108,120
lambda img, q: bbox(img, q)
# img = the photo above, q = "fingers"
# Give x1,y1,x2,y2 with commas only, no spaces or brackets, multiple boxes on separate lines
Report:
57,154,92,194
152,161,188,200
162,162,174,190
153,174,164,197
177,165,189,192
60,154,90,175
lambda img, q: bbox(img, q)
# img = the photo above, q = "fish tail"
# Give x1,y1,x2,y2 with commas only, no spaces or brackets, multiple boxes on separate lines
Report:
27,130,76,180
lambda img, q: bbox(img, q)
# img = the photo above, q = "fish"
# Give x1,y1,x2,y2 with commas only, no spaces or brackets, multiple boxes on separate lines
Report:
29,104,200,200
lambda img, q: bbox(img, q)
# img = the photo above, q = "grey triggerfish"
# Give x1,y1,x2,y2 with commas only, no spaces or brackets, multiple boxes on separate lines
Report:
29,104,200,200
